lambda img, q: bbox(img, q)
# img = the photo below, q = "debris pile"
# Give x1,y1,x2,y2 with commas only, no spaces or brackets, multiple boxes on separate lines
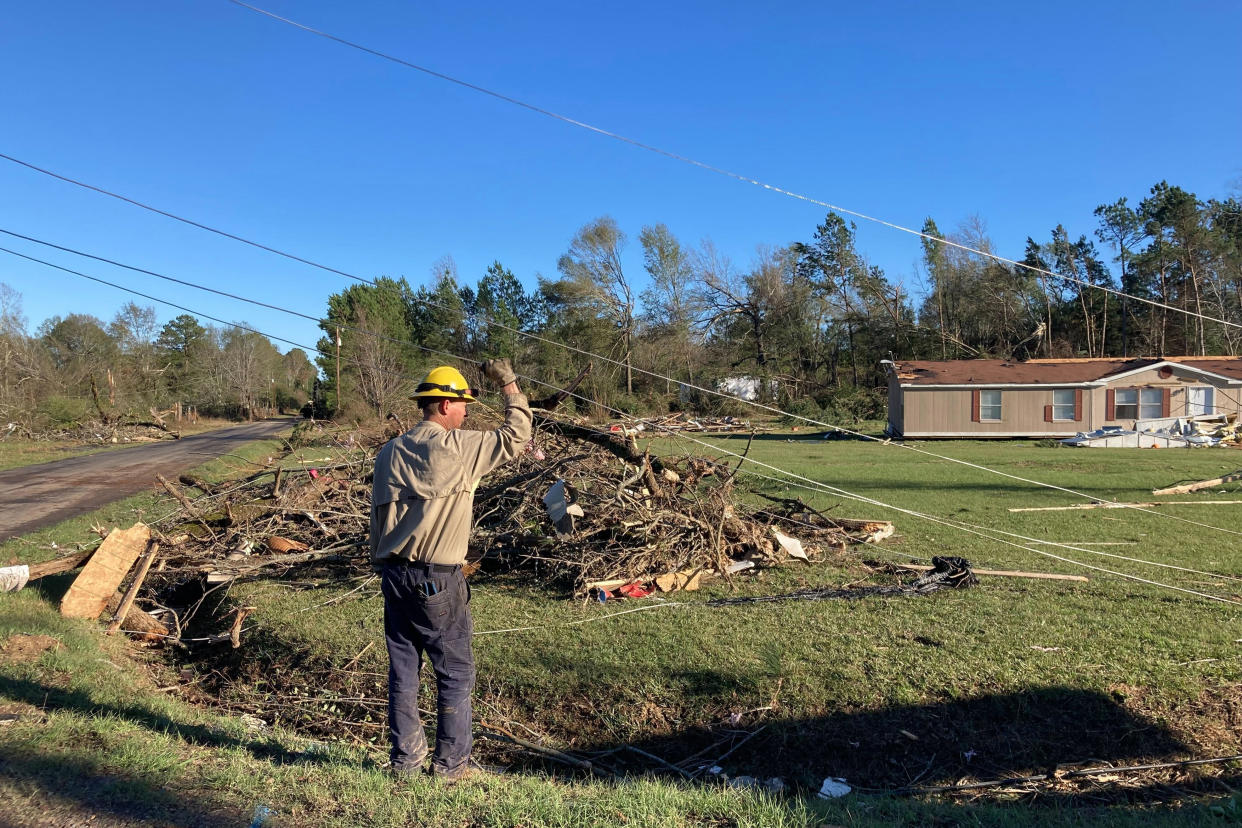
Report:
470,413,893,594
1063,413,1241,448
608,413,755,436
8,408,896,641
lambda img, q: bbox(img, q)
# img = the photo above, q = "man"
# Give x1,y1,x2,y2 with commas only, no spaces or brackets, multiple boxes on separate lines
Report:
370,359,531,781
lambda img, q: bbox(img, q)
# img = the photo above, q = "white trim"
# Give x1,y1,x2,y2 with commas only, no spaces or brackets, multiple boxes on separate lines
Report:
899,382,1100,390
1100,360,1242,386
902,431,1081,438
897,360,1242,390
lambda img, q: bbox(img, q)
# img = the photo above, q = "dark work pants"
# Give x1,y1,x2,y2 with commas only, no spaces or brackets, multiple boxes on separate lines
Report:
381,563,475,774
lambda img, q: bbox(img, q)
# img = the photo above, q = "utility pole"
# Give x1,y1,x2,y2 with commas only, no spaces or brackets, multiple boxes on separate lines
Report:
334,327,342,414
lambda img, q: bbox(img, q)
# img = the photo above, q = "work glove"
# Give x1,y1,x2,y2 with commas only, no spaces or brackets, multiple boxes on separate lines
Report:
481,358,518,386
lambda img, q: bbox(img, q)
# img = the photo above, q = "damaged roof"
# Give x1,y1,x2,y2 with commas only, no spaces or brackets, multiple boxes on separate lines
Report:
887,357,1242,386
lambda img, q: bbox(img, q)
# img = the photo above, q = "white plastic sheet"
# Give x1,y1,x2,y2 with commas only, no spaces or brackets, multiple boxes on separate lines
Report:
0,564,30,593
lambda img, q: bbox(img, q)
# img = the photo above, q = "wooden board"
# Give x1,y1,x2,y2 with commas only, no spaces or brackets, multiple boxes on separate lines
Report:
60,524,150,619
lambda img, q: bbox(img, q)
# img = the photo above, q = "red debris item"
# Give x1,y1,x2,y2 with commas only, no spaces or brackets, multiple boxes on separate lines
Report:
308,469,320,479
618,582,653,599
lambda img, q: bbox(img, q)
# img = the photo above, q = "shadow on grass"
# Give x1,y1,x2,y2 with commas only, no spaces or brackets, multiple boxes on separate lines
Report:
0,673,341,769
603,685,1192,789
0,749,244,828
566,684,1216,807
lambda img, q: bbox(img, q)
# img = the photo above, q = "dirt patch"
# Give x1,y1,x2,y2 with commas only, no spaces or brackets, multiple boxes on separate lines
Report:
0,634,62,664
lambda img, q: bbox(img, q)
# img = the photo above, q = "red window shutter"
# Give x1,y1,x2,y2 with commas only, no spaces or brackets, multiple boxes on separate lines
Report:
1074,389,1083,422
1162,388,1171,418
1044,404,1053,422
971,390,980,423
1106,388,1115,419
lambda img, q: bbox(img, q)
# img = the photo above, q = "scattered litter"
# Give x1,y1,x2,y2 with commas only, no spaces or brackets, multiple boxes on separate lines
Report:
726,775,786,793
818,777,851,798
617,582,653,599
240,714,269,732
248,804,276,828
302,740,331,757
770,528,807,561
542,479,585,538
0,564,29,593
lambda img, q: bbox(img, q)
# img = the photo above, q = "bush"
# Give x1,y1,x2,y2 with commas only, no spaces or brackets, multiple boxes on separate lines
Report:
819,386,886,424
779,396,826,426
35,395,95,428
611,393,640,416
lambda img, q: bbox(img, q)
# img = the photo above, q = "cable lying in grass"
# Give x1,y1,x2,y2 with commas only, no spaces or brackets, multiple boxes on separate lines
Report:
705,556,979,606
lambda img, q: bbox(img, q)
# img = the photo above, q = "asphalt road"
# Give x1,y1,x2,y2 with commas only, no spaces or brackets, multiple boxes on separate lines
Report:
0,419,295,541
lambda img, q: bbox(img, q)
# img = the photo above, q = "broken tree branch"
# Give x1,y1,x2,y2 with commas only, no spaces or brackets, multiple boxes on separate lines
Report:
107,542,161,635
1153,471,1242,496
530,363,592,411
1010,501,1242,512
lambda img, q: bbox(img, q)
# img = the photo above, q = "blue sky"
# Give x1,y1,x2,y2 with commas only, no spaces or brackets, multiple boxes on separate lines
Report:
1,1,1239,359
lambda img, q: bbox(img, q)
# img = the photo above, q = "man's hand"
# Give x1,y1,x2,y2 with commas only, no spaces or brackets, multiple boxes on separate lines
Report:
481,358,517,386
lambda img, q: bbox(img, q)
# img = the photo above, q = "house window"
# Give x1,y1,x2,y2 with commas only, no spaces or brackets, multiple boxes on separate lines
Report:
979,390,1002,421
1052,389,1076,421
1139,388,1164,419
1114,388,1138,419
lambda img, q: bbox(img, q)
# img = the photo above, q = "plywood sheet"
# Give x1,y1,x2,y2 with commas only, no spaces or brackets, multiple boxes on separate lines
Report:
60,524,150,619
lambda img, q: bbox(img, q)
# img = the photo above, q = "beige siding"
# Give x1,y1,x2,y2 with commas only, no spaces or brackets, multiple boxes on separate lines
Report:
898,363,1242,437
1094,366,1242,426
887,377,903,434
901,387,1084,437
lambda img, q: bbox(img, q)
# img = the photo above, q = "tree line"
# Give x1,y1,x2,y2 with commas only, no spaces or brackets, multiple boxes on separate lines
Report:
0,291,315,433
319,180,1241,423
3,179,1236,431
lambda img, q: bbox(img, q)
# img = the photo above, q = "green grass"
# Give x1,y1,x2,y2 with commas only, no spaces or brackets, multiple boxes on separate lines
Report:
4,433,1241,825
0,436,134,472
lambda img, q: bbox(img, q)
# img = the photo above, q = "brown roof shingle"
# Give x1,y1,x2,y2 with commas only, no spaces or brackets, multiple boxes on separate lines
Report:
888,357,1242,385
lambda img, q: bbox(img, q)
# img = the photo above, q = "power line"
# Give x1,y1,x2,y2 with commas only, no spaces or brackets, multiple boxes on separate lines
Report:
11,244,1237,606
10,220,1242,551
223,1,1242,334
0,244,453,385
516,371,1242,606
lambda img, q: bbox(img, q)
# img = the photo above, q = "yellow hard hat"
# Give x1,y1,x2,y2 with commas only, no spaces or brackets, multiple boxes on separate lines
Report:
412,365,477,402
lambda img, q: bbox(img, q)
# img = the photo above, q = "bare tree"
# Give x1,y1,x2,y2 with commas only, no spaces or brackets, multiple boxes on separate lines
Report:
347,305,412,415
555,217,636,393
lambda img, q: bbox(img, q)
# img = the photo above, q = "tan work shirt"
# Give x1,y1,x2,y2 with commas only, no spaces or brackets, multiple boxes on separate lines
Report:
370,393,532,567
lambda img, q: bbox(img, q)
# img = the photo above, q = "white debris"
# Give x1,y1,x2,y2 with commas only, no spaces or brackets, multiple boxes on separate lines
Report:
770,527,808,560
542,479,585,537
817,777,851,798
0,565,30,593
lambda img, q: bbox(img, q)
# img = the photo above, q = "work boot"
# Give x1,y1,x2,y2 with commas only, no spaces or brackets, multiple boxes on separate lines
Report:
389,749,428,780
432,758,486,784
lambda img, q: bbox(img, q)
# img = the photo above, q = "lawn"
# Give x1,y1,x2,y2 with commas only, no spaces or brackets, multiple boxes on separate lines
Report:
2,430,1240,826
